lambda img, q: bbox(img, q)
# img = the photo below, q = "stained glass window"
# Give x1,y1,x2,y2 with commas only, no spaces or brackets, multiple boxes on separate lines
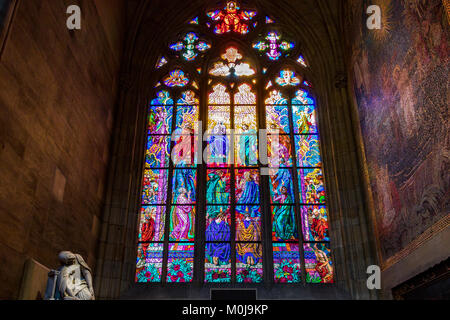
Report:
205,65,262,282
275,69,301,87
297,55,308,67
207,1,257,35
137,0,333,285
164,69,190,87
266,84,333,284
253,32,294,61
170,32,211,61
156,57,168,69
209,47,256,77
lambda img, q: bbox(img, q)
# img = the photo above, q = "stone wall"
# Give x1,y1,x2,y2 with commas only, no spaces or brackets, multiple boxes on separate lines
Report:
0,0,126,299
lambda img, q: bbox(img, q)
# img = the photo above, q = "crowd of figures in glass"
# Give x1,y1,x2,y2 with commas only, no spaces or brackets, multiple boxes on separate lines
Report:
136,0,333,285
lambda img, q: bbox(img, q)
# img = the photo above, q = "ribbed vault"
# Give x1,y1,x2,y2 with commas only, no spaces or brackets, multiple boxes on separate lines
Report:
95,0,380,299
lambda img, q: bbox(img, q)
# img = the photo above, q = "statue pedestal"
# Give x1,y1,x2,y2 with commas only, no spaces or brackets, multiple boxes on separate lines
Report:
18,259,50,300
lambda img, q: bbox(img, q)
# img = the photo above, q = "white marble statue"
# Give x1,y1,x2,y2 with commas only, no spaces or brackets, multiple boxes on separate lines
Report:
44,251,95,300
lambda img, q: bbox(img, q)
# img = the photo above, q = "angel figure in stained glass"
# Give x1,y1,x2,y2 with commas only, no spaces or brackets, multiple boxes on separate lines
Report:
207,1,257,35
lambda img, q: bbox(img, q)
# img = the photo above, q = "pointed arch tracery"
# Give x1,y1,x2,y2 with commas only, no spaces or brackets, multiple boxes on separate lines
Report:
136,1,333,286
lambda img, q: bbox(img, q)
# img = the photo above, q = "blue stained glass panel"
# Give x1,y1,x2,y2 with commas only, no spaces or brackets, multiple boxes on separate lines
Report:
292,105,317,134
206,205,231,242
269,169,295,204
146,136,171,168
266,104,290,134
235,169,260,205
295,135,322,167
151,90,173,106
205,243,231,283
172,169,197,204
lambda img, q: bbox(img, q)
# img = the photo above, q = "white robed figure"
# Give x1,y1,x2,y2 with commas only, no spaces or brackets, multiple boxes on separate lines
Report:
45,251,95,300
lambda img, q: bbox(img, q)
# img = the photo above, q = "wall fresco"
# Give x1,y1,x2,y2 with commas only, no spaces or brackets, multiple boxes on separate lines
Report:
350,0,449,261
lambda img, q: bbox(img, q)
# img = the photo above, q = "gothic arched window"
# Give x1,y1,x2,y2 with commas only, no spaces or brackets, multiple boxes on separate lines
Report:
136,1,334,285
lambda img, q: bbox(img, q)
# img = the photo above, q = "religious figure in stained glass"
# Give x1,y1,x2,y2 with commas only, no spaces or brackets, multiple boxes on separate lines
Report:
237,126,258,166
304,243,334,283
206,170,230,212
302,206,329,242
139,206,165,242
265,90,287,105
236,170,259,215
206,213,231,260
170,203,195,241
207,1,257,35
272,190,297,241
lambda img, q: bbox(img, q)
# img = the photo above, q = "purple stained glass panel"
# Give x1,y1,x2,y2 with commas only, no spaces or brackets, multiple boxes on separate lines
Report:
148,105,173,134
205,243,231,283
206,205,231,242
169,205,195,241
